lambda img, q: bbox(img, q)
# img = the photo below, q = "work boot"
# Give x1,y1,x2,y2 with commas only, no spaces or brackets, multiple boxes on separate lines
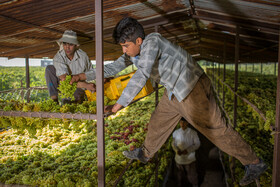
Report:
239,159,267,186
123,148,149,164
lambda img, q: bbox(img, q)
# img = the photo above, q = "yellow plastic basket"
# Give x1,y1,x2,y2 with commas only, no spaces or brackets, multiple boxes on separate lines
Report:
109,71,154,101
86,71,154,102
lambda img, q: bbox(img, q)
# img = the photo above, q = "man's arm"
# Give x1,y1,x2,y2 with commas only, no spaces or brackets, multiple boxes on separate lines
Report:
77,82,96,92
71,54,132,84
171,140,179,153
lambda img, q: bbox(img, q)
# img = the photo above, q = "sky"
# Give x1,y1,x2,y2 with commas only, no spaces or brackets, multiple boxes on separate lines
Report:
0,57,42,66
0,57,113,67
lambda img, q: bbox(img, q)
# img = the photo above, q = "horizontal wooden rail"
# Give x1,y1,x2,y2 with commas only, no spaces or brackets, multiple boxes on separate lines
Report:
0,110,97,120
0,86,47,94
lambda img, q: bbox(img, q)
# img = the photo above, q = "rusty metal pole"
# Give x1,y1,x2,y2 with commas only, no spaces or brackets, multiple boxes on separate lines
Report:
25,56,30,103
234,26,239,128
272,27,280,187
230,25,240,183
275,62,277,76
223,41,226,108
95,0,105,186
218,62,220,96
212,62,214,83
214,62,216,89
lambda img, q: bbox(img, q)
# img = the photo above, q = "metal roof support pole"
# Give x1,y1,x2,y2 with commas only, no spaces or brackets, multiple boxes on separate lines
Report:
25,56,30,103
154,25,159,187
230,25,240,184
274,62,277,76
218,62,220,96
214,60,217,89
234,26,239,128
272,27,280,187
95,0,105,186
222,41,226,108
212,62,214,84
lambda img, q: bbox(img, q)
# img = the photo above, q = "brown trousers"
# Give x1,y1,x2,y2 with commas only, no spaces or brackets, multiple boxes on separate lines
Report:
143,73,258,165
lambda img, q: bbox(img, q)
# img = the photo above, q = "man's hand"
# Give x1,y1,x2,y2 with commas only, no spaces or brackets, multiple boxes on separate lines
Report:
77,82,96,92
104,77,113,83
85,83,96,92
178,149,188,155
70,73,86,84
59,74,67,81
104,103,123,113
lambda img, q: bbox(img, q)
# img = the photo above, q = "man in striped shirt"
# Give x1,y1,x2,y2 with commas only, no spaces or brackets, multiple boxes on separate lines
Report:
45,30,95,104
70,17,267,186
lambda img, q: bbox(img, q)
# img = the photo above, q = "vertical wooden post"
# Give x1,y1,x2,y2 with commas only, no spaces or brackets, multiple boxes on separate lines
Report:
95,0,105,186
234,26,239,128
275,62,277,76
218,62,220,96
223,41,226,108
212,62,214,84
272,27,280,187
25,56,30,103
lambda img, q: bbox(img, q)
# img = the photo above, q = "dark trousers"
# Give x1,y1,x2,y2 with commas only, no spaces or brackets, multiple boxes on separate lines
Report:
176,162,198,186
45,65,85,102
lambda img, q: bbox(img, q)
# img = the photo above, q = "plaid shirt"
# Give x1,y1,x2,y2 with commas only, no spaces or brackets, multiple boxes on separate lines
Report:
85,33,204,107
53,49,93,77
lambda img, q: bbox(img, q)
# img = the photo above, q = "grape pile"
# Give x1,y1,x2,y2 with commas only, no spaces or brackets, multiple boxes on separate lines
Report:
57,75,77,101
0,92,118,136
0,89,173,186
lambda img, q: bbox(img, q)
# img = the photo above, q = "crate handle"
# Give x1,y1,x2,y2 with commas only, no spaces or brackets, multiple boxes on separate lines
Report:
120,76,131,81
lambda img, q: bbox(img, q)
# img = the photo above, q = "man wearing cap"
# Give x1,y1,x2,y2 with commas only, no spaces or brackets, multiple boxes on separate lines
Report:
45,30,95,104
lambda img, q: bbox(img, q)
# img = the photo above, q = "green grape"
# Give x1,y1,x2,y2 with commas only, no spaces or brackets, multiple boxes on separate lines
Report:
0,117,11,128
57,75,77,101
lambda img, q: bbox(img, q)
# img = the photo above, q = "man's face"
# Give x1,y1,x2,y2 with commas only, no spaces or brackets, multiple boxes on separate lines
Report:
120,38,142,57
180,120,188,130
63,42,76,58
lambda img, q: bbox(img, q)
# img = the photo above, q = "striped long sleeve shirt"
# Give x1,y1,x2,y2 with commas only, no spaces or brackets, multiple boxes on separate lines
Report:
53,49,93,77
85,33,204,107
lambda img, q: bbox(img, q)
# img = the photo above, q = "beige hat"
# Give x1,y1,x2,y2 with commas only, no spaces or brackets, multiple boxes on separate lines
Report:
57,30,79,45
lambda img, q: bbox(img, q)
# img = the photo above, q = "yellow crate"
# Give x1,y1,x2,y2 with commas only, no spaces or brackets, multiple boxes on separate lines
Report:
85,82,118,101
104,82,119,100
109,71,154,101
86,71,154,102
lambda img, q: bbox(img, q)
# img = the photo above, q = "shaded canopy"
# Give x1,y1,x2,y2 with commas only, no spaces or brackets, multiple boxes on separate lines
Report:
0,0,279,64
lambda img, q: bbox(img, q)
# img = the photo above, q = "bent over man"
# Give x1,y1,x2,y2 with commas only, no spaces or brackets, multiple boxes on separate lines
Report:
70,17,267,186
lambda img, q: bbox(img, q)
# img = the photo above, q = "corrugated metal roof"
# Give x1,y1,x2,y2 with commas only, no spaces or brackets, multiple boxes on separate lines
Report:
0,0,279,63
